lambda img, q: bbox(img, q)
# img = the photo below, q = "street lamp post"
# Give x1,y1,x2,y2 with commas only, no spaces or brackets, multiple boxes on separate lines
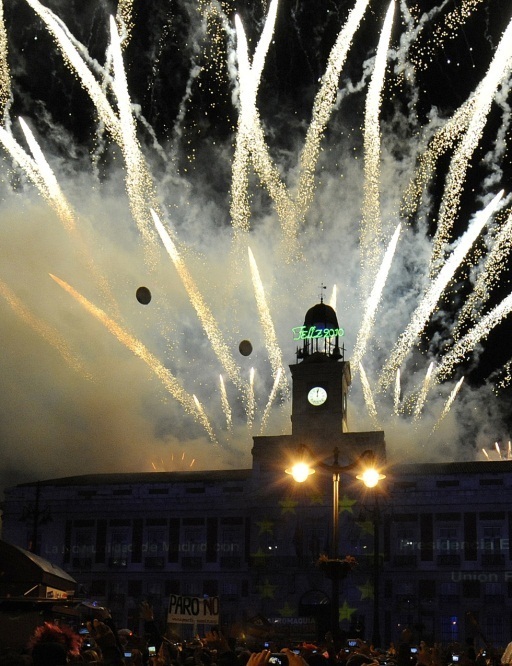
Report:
371,492,381,648
287,446,385,642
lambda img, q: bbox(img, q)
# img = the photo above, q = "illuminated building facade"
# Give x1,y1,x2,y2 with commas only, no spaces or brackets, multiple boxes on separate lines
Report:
2,301,512,648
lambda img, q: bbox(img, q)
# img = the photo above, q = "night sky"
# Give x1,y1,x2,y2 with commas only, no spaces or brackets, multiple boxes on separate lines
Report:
0,0,511,500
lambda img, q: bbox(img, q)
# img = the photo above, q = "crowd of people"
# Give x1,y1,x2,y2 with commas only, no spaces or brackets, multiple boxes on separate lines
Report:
0,608,507,666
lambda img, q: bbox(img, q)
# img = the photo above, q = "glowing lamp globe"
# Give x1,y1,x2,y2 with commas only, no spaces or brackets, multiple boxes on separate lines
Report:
287,462,315,483
357,468,386,488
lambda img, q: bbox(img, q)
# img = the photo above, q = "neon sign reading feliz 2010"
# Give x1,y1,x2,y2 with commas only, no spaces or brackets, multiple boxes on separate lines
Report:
292,325,345,340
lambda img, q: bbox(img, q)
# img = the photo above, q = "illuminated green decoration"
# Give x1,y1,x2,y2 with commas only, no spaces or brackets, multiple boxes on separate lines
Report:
279,497,298,514
251,547,269,564
278,602,297,617
357,519,374,536
339,494,357,513
339,600,357,622
258,578,278,599
358,579,374,600
292,325,345,340
256,518,275,535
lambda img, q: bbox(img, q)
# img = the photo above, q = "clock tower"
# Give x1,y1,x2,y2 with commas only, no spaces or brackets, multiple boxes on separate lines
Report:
290,298,351,440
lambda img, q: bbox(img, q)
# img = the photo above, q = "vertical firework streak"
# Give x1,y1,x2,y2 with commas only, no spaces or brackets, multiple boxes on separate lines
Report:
0,0,10,119
430,16,512,272
430,376,464,435
230,0,280,237
379,191,504,390
393,369,401,415
360,0,395,288
247,246,289,398
247,367,256,430
358,362,380,430
295,0,371,225
413,362,434,420
260,367,283,434
219,375,233,432
115,0,134,46
108,16,161,252
48,273,220,442
193,395,218,445
351,223,401,372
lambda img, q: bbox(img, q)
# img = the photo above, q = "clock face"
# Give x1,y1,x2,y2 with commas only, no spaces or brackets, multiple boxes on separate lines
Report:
308,386,327,406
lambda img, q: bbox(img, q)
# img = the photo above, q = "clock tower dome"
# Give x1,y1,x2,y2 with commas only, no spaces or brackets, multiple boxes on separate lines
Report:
290,298,351,439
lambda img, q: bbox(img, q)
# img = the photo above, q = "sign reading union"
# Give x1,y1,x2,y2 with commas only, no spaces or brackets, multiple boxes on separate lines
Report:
168,595,219,625
292,325,345,340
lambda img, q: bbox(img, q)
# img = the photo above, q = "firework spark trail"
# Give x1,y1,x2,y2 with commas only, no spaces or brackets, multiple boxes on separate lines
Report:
0,278,90,378
219,375,232,432
248,246,289,397
193,395,218,445
432,291,512,385
430,17,512,273
359,362,380,430
379,191,504,390
329,285,337,311
400,98,475,219
109,17,160,250
231,0,304,258
23,0,120,138
260,367,282,434
352,223,401,372
495,441,502,458
48,272,221,442
116,0,134,46
13,119,121,318
23,1,161,251
482,448,490,459
0,0,10,120
234,0,372,253
151,209,247,395
295,0,371,222
18,118,77,232
421,0,489,66
0,126,46,190
454,209,512,338
393,369,401,415
360,0,395,288
247,367,256,430
430,376,465,434
413,361,434,420
231,0,280,238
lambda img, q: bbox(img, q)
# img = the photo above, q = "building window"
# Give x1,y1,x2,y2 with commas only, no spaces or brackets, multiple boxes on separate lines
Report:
128,580,143,598
439,527,459,551
482,526,503,551
73,528,94,566
108,528,130,566
183,528,204,555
